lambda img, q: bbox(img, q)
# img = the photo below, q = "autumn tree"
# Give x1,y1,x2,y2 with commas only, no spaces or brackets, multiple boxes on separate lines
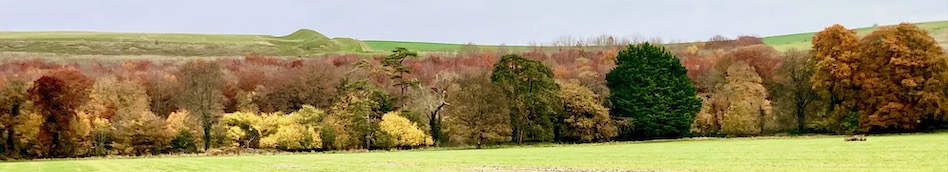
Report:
322,70,393,150
142,72,179,118
772,49,822,132
557,81,617,142
86,77,167,155
606,43,701,139
259,105,322,151
29,69,94,158
220,112,262,148
491,54,561,144
404,72,457,146
0,79,28,157
377,111,432,148
166,110,198,153
445,75,511,148
854,23,948,132
810,24,860,133
719,62,774,135
177,60,225,151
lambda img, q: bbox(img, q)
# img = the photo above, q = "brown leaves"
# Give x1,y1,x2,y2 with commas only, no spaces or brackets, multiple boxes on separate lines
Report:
853,23,948,131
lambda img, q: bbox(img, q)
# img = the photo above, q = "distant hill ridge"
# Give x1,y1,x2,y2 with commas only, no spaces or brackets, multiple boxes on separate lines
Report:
0,20,945,56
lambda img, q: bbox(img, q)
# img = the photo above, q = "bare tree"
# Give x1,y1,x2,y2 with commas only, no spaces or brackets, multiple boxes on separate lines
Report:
177,60,224,151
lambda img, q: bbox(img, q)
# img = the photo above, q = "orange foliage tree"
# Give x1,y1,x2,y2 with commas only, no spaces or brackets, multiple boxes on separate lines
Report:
854,23,948,132
810,24,860,133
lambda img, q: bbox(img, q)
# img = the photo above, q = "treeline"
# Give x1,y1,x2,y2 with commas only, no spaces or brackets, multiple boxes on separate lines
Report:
0,23,946,159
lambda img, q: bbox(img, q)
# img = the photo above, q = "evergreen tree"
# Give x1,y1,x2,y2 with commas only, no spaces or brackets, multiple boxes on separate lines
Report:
606,43,701,139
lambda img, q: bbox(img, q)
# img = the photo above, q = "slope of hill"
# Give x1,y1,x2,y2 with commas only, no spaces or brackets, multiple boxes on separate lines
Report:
763,20,948,51
0,29,368,56
1,20,944,56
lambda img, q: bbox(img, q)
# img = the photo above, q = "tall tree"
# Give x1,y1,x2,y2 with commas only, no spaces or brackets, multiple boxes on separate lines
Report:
0,79,28,157
177,60,224,151
606,43,701,139
854,23,948,132
720,62,773,135
382,47,419,107
810,24,860,133
29,69,94,158
445,75,511,148
491,54,561,144
773,49,821,132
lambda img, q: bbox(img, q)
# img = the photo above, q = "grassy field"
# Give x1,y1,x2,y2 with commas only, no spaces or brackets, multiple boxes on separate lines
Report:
1,132,945,172
0,29,367,56
363,40,532,53
762,20,948,51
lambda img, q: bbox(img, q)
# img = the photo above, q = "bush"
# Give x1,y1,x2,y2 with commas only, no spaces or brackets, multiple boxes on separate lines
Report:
220,112,262,148
166,110,198,153
113,111,172,156
89,118,113,156
259,105,323,151
378,111,432,148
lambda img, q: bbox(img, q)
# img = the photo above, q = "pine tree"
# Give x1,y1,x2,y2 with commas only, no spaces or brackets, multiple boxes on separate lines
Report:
606,43,701,139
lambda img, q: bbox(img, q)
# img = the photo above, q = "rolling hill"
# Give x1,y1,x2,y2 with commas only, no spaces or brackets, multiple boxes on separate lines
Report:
762,20,948,51
0,29,368,56
0,20,945,56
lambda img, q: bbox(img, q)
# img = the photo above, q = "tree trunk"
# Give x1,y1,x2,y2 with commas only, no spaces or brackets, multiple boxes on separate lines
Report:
796,100,806,132
203,123,211,151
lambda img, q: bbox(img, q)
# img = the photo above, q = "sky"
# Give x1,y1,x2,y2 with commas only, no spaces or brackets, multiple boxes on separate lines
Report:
1,0,946,45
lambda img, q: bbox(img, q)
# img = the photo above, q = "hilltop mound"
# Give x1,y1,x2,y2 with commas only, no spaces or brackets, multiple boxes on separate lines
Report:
279,29,330,40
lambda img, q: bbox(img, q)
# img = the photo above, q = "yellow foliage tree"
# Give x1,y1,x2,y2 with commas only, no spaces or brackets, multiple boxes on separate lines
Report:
259,105,322,151
720,62,774,136
557,81,617,142
378,111,431,148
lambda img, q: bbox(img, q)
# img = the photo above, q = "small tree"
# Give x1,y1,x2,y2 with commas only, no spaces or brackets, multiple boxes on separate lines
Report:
0,79,28,157
606,43,701,139
557,81,617,142
378,111,431,148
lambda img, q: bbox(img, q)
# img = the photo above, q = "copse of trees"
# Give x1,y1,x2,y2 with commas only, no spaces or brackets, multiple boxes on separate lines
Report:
491,54,561,144
1,22,946,160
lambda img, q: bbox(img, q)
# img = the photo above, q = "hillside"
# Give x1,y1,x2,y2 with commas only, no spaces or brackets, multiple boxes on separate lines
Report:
0,29,368,56
1,20,945,56
763,20,948,51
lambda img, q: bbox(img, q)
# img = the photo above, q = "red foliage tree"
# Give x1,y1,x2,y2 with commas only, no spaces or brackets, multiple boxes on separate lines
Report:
29,68,93,158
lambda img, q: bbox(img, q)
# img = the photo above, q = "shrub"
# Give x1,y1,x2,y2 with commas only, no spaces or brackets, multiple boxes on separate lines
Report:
378,111,432,148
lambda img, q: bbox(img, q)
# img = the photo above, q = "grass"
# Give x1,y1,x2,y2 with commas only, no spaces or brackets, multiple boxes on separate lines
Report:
363,40,531,53
2,132,946,172
762,20,948,51
0,29,368,56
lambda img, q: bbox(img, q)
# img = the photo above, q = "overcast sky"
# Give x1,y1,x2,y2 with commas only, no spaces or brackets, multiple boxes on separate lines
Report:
1,0,946,45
